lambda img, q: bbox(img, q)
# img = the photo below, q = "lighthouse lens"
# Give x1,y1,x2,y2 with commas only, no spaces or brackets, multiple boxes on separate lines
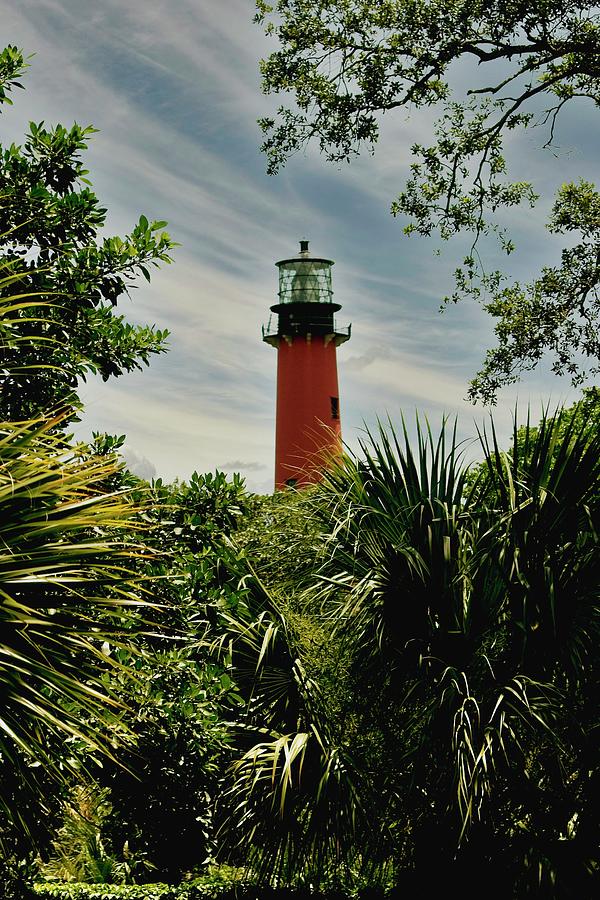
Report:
278,260,333,304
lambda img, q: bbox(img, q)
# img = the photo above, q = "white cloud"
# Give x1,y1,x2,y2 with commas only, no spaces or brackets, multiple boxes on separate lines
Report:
220,460,267,472
121,446,157,481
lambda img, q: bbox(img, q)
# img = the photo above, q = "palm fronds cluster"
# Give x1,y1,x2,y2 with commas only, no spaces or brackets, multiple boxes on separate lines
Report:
224,411,599,892
0,280,151,843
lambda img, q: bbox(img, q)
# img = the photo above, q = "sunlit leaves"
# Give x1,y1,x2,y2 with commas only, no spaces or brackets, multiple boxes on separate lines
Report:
0,47,176,420
0,46,28,107
0,413,152,831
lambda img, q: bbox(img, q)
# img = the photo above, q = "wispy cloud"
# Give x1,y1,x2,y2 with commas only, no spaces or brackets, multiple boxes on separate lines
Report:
220,460,267,472
121,446,157,481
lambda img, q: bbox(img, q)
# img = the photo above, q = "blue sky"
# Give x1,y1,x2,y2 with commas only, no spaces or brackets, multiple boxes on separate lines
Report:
4,1,599,491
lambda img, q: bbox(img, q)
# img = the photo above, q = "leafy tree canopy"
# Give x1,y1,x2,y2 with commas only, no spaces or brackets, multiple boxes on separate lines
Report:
255,1,600,401
0,46,175,420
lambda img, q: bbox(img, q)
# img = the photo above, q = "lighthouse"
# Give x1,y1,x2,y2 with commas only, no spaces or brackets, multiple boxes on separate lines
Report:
263,240,351,489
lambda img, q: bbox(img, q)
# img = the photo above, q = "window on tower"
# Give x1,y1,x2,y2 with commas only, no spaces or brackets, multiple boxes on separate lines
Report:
330,397,339,420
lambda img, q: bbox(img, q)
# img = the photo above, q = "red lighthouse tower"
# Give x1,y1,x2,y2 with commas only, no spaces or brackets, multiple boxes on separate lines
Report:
263,240,351,489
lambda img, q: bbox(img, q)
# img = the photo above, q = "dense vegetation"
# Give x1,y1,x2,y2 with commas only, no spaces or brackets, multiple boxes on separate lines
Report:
1,41,598,900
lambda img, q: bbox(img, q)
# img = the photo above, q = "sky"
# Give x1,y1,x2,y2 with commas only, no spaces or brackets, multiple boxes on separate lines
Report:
3,1,599,492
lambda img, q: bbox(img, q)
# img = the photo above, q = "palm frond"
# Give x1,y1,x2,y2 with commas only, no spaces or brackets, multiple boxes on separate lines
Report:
313,416,475,674
226,724,374,884
474,409,600,681
0,414,155,829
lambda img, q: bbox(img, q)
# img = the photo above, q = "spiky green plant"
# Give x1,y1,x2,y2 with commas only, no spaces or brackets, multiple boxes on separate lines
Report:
225,411,600,893
37,786,133,884
0,272,152,845
215,553,374,885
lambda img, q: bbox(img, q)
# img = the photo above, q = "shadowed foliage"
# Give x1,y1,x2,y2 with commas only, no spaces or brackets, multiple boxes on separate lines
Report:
224,411,600,894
